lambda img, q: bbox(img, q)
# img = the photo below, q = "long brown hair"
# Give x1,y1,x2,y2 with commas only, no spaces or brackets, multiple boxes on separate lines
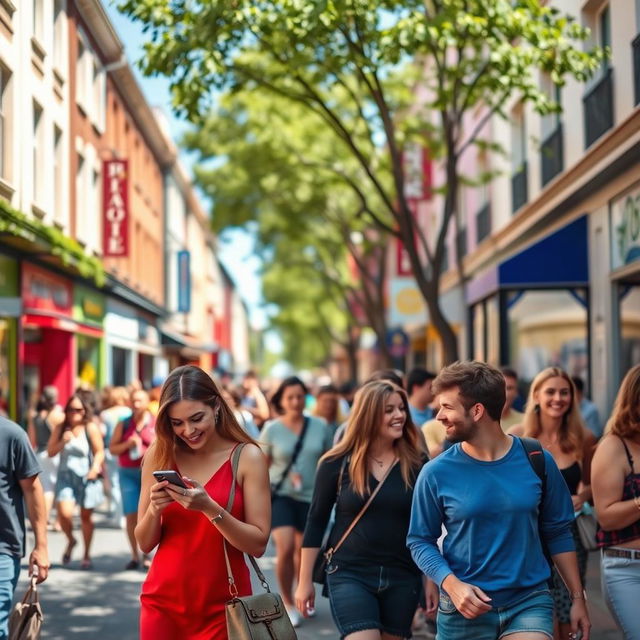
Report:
321,380,423,497
152,365,255,470
607,364,640,438
522,367,584,455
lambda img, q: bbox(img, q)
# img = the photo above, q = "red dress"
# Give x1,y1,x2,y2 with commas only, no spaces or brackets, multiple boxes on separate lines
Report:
140,452,252,639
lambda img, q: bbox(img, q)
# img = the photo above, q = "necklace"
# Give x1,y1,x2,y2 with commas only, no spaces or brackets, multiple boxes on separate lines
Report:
370,455,385,467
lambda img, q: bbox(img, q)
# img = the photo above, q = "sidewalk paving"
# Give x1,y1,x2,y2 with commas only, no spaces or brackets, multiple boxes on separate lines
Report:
16,514,622,639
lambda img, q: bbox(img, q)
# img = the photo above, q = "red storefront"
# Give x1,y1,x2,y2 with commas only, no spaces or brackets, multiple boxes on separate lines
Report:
21,263,92,405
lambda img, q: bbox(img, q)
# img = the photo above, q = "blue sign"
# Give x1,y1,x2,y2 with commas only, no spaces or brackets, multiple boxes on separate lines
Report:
385,328,410,358
177,250,191,313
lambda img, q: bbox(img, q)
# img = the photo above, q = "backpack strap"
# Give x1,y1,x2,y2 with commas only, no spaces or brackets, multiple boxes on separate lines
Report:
519,437,553,584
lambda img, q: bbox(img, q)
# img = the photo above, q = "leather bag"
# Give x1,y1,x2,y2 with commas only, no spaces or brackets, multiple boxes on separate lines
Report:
9,576,43,640
313,459,397,586
224,445,297,640
575,507,598,552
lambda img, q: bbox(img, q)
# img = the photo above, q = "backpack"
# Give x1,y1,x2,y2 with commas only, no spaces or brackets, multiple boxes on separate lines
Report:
519,437,554,585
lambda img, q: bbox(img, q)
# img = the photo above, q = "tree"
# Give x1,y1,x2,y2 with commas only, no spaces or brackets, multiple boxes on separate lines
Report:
121,0,603,363
183,91,393,369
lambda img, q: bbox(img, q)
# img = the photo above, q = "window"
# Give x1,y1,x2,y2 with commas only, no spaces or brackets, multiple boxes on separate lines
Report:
540,73,561,141
76,152,85,235
91,167,100,248
32,0,44,42
53,125,63,223
511,104,528,212
76,36,87,111
32,102,44,205
599,5,611,72
53,0,66,73
92,60,106,131
0,67,8,180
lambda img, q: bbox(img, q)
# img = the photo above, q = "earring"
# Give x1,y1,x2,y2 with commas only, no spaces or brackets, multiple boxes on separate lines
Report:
534,404,540,414
214,409,220,423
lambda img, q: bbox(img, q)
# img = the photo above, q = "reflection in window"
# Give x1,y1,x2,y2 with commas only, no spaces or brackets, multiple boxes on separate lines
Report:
619,285,640,379
507,289,588,385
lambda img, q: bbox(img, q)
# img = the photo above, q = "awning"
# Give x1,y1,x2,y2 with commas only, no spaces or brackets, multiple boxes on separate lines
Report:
159,328,217,358
23,313,104,338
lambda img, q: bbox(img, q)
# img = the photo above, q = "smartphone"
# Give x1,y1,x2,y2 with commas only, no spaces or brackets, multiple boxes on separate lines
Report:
152,470,188,489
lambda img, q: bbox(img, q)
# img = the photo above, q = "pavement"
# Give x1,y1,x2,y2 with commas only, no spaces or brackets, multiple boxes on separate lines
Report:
15,513,623,639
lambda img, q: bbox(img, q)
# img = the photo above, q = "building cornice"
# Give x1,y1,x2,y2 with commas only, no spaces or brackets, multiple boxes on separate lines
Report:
76,0,123,62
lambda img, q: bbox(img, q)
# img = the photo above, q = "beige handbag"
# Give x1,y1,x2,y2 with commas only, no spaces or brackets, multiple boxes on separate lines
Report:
223,445,297,640
8,576,43,640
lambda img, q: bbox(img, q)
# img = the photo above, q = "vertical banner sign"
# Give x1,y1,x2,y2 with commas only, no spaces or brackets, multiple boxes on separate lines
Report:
103,159,129,257
177,250,191,313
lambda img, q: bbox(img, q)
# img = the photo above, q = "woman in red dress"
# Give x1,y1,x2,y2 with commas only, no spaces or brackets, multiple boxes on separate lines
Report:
137,365,271,640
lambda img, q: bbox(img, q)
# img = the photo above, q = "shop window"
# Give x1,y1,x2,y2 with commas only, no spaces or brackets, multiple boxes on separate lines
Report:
618,284,640,380
77,335,99,389
111,346,129,386
507,289,588,386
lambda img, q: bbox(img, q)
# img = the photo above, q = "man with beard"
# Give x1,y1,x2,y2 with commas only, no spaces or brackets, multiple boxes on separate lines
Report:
407,361,590,640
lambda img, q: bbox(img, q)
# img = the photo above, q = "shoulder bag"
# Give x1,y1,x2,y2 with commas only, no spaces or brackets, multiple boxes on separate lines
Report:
312,458,397,586
271,417,309,497
575,503,598,552
224,445,298,640
9,576,43,640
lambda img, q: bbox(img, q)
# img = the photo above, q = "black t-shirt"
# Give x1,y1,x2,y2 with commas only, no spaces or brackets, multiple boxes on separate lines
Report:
0,417,42,557
302,453,427,574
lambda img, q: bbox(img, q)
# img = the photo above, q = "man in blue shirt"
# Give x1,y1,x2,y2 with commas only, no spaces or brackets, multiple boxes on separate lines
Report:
407,361,590,640
407,367,436,427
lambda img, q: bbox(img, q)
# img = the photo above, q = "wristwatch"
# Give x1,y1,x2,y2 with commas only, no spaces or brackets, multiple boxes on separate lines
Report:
210,510,225,525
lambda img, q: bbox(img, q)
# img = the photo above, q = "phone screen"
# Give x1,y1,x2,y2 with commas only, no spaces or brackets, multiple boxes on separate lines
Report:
152,470,188,489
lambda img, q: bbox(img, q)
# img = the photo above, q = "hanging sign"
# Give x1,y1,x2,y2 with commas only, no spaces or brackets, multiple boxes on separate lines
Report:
103,159,129,257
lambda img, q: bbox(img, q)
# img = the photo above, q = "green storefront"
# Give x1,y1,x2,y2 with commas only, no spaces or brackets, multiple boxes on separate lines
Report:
0,255,20,419
73,285,106,390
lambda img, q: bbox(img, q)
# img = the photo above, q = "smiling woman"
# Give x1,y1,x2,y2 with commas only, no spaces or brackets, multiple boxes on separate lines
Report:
135,365,271,640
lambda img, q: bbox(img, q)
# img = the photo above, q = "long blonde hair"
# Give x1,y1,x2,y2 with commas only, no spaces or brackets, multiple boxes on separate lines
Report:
606,364,640,439
152,365,255,470
321,380,423,497
522,367,584,455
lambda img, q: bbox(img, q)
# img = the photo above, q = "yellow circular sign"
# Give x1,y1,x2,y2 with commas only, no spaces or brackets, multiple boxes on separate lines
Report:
396,287,425,315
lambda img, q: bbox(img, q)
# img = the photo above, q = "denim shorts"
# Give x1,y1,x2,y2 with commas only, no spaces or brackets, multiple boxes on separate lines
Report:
55,469,104,510
271,495,310,532
326,562,421,638
436,587,553,640
118,466,142,515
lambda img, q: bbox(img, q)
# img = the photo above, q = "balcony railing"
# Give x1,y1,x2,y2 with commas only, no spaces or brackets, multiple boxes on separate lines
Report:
511,162,528,213
456,227,467,262
583,67,614,148
633,35,640,106
541,124,564,187
476,203,491,243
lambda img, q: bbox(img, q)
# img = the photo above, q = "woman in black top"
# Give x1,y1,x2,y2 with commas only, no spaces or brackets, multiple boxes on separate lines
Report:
295,380,426,640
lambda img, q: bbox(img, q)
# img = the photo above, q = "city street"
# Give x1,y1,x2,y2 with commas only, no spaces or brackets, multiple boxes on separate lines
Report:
15,512,623,640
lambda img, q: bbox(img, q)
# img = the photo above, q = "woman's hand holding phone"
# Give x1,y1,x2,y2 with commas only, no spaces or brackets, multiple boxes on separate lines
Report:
164,477,221,515
148,479,176,516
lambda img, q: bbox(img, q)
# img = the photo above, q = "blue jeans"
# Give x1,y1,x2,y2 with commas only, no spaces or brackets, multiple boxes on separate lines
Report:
326,562,421,638
436,587,553,640
0,554,20,640
601,549,640,640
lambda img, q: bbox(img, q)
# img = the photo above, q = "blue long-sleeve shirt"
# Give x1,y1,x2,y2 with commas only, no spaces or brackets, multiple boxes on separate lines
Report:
407,436,575,607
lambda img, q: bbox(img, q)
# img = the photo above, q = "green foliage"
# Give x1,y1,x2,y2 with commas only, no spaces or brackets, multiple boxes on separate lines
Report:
120,0,604,363
0,201,105,286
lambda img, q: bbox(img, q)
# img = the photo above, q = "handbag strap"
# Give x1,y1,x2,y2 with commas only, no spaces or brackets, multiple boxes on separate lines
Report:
223,443,271,597
271,416,310,495
20,576,39,605
326,458,397,561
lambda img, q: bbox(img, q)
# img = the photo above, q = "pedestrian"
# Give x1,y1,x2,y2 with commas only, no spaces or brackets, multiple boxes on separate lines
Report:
47,392,105,569
137,365,270,640
26,385,64,528
509,367,596,640
408,361,590,640
295,379,428,639
571,377,602,440
240,370,270,429
312,384,344,437
0,414,49,640
100,385,132,525
109,389,155,570
221,385,260,439
499,367,524,432
259,376,333,627
407,367,437,426
591,364,640,640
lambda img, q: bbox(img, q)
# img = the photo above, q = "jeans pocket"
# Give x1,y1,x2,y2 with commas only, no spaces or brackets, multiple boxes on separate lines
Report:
438,591,458,615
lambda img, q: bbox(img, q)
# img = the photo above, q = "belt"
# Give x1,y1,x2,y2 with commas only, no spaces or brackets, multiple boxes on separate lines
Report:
603,547,640,560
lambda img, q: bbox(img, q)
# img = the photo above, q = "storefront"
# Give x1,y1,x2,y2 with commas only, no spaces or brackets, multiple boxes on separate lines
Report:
73,286,106,389
21,262,76,407
0,255,20,419
105,298,163,387
467,216,590,388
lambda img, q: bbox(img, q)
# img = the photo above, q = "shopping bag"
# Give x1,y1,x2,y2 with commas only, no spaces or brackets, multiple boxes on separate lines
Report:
8,576,43,640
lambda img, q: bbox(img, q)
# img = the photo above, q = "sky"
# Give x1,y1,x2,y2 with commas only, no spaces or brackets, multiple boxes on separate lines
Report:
104,3,271,335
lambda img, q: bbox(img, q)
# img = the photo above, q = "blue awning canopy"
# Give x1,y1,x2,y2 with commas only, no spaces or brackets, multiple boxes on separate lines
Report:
498,215,588,287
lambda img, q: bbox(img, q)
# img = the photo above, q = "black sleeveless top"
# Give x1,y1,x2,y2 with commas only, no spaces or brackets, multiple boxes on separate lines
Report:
560,461,582,496
33,413,52,453
596,437,640,548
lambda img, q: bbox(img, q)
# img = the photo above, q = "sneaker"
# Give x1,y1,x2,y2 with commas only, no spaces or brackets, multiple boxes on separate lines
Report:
286,606,301,628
